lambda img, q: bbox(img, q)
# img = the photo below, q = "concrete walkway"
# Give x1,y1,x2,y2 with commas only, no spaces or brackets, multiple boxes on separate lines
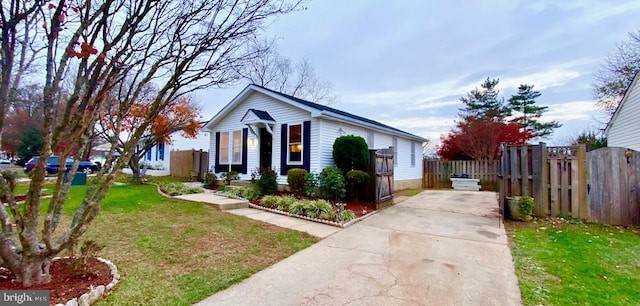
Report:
227,208,341,238
174,189,249,210
174,187,340,238
195,190,522,306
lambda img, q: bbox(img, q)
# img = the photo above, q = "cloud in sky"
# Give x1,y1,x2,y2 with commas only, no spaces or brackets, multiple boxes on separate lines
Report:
200,0,640,147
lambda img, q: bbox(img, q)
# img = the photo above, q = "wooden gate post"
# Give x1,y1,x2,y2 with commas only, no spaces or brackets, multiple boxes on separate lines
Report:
577,144,588,219
531,142,548,217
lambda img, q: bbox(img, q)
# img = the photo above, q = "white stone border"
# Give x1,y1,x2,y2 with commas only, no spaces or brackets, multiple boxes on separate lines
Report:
248,203,378,228
54,256,120,306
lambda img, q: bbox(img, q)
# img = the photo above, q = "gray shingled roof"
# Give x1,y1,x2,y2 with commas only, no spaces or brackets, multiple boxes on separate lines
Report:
253,84,427,142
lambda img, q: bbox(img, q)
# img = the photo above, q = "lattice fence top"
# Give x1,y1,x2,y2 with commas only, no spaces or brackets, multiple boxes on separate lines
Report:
546,146,580,158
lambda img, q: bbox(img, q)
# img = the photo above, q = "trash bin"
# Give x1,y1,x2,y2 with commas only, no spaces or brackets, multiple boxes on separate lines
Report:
64,172,87,185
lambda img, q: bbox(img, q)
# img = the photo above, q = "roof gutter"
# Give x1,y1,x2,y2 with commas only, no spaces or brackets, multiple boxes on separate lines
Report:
318,112,428,143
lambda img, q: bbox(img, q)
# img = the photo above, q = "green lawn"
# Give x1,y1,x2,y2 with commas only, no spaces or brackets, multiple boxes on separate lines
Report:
24,183,317,305
508,219,640,305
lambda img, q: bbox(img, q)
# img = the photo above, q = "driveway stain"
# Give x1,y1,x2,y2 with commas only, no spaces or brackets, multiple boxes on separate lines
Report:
477,230,499,239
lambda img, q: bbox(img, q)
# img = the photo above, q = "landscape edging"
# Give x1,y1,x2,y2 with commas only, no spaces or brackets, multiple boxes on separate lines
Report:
247,203,378,228
54,257,120,306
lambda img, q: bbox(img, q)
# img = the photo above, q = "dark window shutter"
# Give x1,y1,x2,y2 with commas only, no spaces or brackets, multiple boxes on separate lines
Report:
241,128,248,174
303,121,311,171
280,124,287,175
215,132,221,173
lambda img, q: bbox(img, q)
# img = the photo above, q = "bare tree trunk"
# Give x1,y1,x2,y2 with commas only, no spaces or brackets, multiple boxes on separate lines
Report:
13,256,51,287
129,154,141,178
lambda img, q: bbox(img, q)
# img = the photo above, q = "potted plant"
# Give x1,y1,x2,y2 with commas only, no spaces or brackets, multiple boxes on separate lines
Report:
507,196,534,221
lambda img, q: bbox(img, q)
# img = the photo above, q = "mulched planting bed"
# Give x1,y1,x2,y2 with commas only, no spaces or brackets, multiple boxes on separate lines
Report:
251,193,376,218
0,257,113,305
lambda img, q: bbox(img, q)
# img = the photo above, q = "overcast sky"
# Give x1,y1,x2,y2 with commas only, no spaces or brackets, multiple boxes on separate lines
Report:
196,0,640,151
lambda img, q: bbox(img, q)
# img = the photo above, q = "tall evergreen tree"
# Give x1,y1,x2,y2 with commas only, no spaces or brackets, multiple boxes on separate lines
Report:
459,77,511,121
17,127,43,159
508,84,561,139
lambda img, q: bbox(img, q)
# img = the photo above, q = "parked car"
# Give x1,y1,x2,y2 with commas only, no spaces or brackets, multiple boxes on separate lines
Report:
24,156,101,174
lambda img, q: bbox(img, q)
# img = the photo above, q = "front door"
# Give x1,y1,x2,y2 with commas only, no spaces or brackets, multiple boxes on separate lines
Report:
259,127,272,169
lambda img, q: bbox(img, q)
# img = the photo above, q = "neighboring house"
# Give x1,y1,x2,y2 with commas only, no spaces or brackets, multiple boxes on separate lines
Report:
91,129,210,170
606,72,640,151
140,130,210,170
203,84,428,190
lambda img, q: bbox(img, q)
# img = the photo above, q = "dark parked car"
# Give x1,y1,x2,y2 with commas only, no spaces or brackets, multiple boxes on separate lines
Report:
24,156,101,174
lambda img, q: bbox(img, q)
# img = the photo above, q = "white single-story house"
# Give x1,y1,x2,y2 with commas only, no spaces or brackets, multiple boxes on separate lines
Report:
203,84,428,190
606,72,640,151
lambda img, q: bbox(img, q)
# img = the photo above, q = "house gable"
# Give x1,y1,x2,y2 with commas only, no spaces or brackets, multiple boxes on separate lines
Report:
206,90,313,177
606,72,640,151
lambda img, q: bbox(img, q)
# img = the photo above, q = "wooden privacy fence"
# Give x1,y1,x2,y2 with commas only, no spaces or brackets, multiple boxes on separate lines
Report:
423,160,498,189
587,147,640,225
499,143,588,219
170,149,209,181
366,147,394,210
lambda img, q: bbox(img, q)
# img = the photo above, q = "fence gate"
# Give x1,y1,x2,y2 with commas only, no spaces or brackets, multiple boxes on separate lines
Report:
587,147,640,226
372,147,394,208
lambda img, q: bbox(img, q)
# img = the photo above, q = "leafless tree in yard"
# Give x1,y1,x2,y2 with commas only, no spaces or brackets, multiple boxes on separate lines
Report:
593,29,640,116
238,37,337,104
0,0,301,286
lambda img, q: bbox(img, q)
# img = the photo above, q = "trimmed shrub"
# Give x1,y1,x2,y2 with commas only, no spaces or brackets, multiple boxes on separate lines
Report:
287,168,308,197
221,171,239,185
304,171,319,197
346,170,370,201
203,171,218,189
332,135,369,174
346,170,370,185
252,167,278,196
318,167,346,201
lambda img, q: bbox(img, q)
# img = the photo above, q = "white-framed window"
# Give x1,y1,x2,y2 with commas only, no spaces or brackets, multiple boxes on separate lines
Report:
411,141,416,167
219,130,243,164
393,137,398,166
232,130,242,163
366,129,374,148
156,143,165,161
288,124,303,164
219,132,229,163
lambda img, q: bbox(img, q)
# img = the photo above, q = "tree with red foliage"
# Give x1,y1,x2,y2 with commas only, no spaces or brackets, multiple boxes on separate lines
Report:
437,118,530,160
98,95,202,178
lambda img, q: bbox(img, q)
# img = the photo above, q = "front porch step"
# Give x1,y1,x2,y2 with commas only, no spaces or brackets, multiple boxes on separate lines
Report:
174,192,249,210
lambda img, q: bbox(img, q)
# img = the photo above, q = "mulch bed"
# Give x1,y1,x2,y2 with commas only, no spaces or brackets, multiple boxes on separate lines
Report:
251,191,376,218
1,195,27,203
0,257,113,305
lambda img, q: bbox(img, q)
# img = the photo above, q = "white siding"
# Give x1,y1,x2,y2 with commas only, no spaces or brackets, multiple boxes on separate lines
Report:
208,92,311,179
393,138,422,180
608,79,640,151
316,118,422,181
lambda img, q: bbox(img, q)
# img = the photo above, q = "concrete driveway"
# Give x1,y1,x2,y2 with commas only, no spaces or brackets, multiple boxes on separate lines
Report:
195,190,522,306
